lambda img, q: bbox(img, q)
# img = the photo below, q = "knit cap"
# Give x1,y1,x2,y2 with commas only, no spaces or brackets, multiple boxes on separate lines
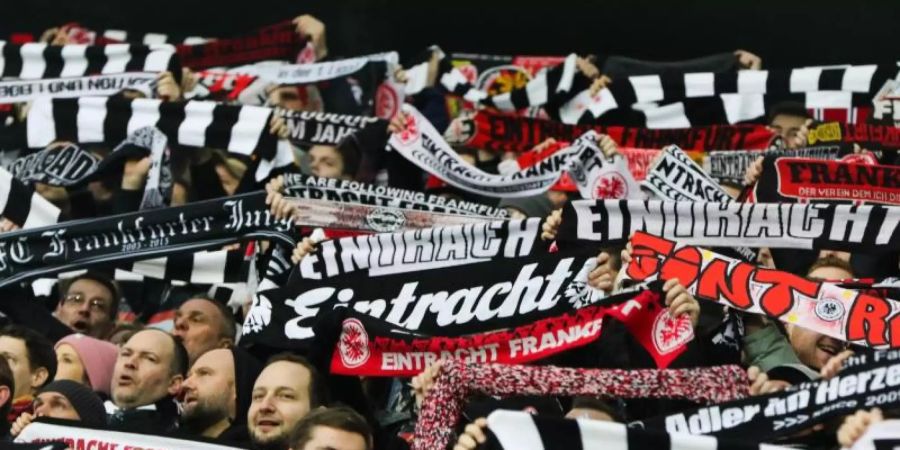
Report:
38,379,107,427
55,333,118,395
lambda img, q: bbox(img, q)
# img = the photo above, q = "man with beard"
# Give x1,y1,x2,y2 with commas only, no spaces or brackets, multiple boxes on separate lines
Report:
180,347,262,445
107,329,187,433
248,353,328,450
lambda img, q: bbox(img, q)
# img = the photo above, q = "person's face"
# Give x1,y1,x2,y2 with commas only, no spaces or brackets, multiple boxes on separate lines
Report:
294,426,368,450
55,279,115,338
309,145,346,180
0,336,41,399
182,349,235,429
565,408,614,422
32,391,80,421
112,330,181,409
268,86,306,111
787,265,854,369
173,299,230,364
769,114,807,149
54,344,88,386
249,361,313,448
757,247,775,269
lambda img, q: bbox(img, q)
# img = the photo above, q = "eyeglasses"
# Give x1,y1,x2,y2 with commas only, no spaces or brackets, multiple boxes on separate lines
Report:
63,293,109,314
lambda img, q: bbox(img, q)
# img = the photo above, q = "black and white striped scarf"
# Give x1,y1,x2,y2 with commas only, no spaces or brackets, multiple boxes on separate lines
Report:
485,410,789,450
0,42,179,79
0,166,60,228
0,73,157,103
440,54,583,113
25,97,292,181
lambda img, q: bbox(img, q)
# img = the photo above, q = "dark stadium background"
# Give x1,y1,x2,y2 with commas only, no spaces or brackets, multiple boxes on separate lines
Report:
4,0,898,68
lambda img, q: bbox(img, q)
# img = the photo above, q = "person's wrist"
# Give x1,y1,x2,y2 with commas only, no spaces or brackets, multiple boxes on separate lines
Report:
121,175,145,190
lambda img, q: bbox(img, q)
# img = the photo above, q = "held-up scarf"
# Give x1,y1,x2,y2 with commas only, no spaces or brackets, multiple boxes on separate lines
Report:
596,64,893,106
706,144,847,185
803,121,900,149
0,42,179,79
751,156,900,205
642,145,731,203
389,105,642,199
286,197,492,234
25,97,290,181
5,143,101,186
282,173,508,218
242,232,600,346
633,350,900,441
557,199,900,253
322,287,694,376
7,126,173,211
16,419,243,449
848,420,900,450
640,146,758,263
279,110,387,146
440,54,584,113
484,410,791,450
412,361,748,450
0,73,157,103
172,20,305,69
447,110,775,152
623,231,900,348
0,191,294,289
0,166,60,228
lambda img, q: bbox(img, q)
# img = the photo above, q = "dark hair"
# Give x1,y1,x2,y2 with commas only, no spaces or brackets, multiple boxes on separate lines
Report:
768,101,810,124
336,140,361,177
570,396,623,422
289,406,373,450
0,325,57,387
183,295,236,342
265,353,329,408
64,271,122,318
807,255,854,279
0,356,14,419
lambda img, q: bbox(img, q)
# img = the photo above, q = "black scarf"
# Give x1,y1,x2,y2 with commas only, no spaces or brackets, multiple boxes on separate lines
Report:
0,191,294,289
0,167,60,227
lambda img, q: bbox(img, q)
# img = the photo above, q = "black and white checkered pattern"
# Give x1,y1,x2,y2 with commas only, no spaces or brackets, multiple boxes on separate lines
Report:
486,410,789,450
97,29,211,45
26,97,294,180
0,166,60,228
440,53,581,112
0,42,179,79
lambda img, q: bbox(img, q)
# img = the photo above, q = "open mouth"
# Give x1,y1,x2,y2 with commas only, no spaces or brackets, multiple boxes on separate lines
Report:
117,374,134,386
72,320,89,331
255,419,280,431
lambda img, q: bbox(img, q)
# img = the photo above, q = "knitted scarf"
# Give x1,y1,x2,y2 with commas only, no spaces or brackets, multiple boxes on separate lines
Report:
282,173,508,218
751,155,900,205
447,110,775,152
634,349,900,441
706,144,847,185
0,42,179,79
25,97,290,181
484,410,791,450
557,199,900,253
642,145,731,203
412,361,748,450
172,20,305,69
624,231,900,348
0,166,60,228
242,227,598,347
0,73,157,103
280,110,387,146
0,191,294,289
322,287,695,376
389,105,642,199
16,419,243,450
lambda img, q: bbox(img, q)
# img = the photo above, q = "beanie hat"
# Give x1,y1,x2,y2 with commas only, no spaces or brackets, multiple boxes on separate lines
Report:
497,194,553,218
55,334,118,395
39,380,106,427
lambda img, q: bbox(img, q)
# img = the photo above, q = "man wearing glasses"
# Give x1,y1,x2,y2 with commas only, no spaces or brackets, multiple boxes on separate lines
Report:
54,273,120,340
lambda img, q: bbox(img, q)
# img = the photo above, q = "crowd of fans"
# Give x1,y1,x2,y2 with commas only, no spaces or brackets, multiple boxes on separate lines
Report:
0,11,895,450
